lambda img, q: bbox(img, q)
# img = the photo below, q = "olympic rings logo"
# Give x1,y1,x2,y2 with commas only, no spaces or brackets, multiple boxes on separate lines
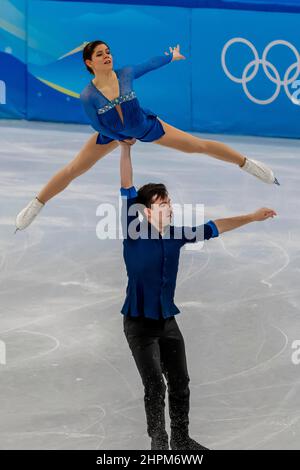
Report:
221,38,300,105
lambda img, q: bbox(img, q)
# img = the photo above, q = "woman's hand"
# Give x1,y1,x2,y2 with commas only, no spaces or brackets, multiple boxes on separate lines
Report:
164,44,186,62
118,138,137,147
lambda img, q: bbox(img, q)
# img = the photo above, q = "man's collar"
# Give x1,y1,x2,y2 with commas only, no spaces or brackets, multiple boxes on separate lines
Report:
140,219,171,239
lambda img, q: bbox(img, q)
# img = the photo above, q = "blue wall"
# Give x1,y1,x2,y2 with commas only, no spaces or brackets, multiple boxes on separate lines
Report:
0,0,299,138
26,0,300,14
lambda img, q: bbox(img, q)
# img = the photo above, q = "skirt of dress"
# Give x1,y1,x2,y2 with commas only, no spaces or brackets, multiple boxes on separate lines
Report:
95,107,165,145
96,133,115,145
138,110,166,142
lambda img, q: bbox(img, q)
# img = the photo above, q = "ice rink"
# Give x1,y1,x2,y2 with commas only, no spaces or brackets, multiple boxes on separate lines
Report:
0,120,299,450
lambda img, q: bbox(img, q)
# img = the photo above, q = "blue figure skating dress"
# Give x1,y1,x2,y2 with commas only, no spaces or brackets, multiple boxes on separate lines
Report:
80,53,173,144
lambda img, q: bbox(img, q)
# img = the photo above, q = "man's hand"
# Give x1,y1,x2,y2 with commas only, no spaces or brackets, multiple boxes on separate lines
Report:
251,207,277,222
118,138,137,147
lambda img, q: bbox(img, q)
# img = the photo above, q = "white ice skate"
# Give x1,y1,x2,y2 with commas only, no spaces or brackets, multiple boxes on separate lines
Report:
15,197,45,233
241,158,280,185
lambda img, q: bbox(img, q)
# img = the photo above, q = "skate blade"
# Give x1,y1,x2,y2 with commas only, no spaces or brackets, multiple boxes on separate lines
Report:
274,177,280,186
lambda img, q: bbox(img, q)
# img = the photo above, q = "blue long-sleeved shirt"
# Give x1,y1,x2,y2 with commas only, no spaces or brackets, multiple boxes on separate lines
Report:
80,53,173,144
120,186,219,320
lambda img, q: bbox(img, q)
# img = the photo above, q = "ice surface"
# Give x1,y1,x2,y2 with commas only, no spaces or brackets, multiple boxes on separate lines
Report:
0,119,299,449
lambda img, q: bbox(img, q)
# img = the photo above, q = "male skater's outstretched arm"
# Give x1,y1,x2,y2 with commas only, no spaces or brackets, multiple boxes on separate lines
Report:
212,208,277,234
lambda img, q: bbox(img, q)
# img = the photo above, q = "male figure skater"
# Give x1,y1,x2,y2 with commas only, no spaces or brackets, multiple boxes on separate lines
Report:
118,138,277,450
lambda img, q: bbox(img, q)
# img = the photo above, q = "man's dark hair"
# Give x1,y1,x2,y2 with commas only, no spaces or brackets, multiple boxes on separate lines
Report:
82,40,110,75
137,183,169,209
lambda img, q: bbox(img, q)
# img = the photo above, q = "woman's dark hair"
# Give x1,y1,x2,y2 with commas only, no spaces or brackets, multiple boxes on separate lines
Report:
137,183,169,209
83,40,110,75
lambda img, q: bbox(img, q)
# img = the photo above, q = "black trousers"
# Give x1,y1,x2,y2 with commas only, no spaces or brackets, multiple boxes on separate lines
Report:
123,315,190,439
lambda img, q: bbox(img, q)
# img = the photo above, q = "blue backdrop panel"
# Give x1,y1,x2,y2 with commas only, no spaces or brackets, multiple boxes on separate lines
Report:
0,0,27,118
0,0,299,138
26,1,190,129
34,0,300,14
192,8,300,138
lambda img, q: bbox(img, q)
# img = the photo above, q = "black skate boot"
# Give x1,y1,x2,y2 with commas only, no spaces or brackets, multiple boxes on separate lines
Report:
170,432,209,450
151,430,169,450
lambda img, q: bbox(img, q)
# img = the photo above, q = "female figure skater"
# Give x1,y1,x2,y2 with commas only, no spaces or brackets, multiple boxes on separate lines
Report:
118,138,277,450
15,41,279,232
